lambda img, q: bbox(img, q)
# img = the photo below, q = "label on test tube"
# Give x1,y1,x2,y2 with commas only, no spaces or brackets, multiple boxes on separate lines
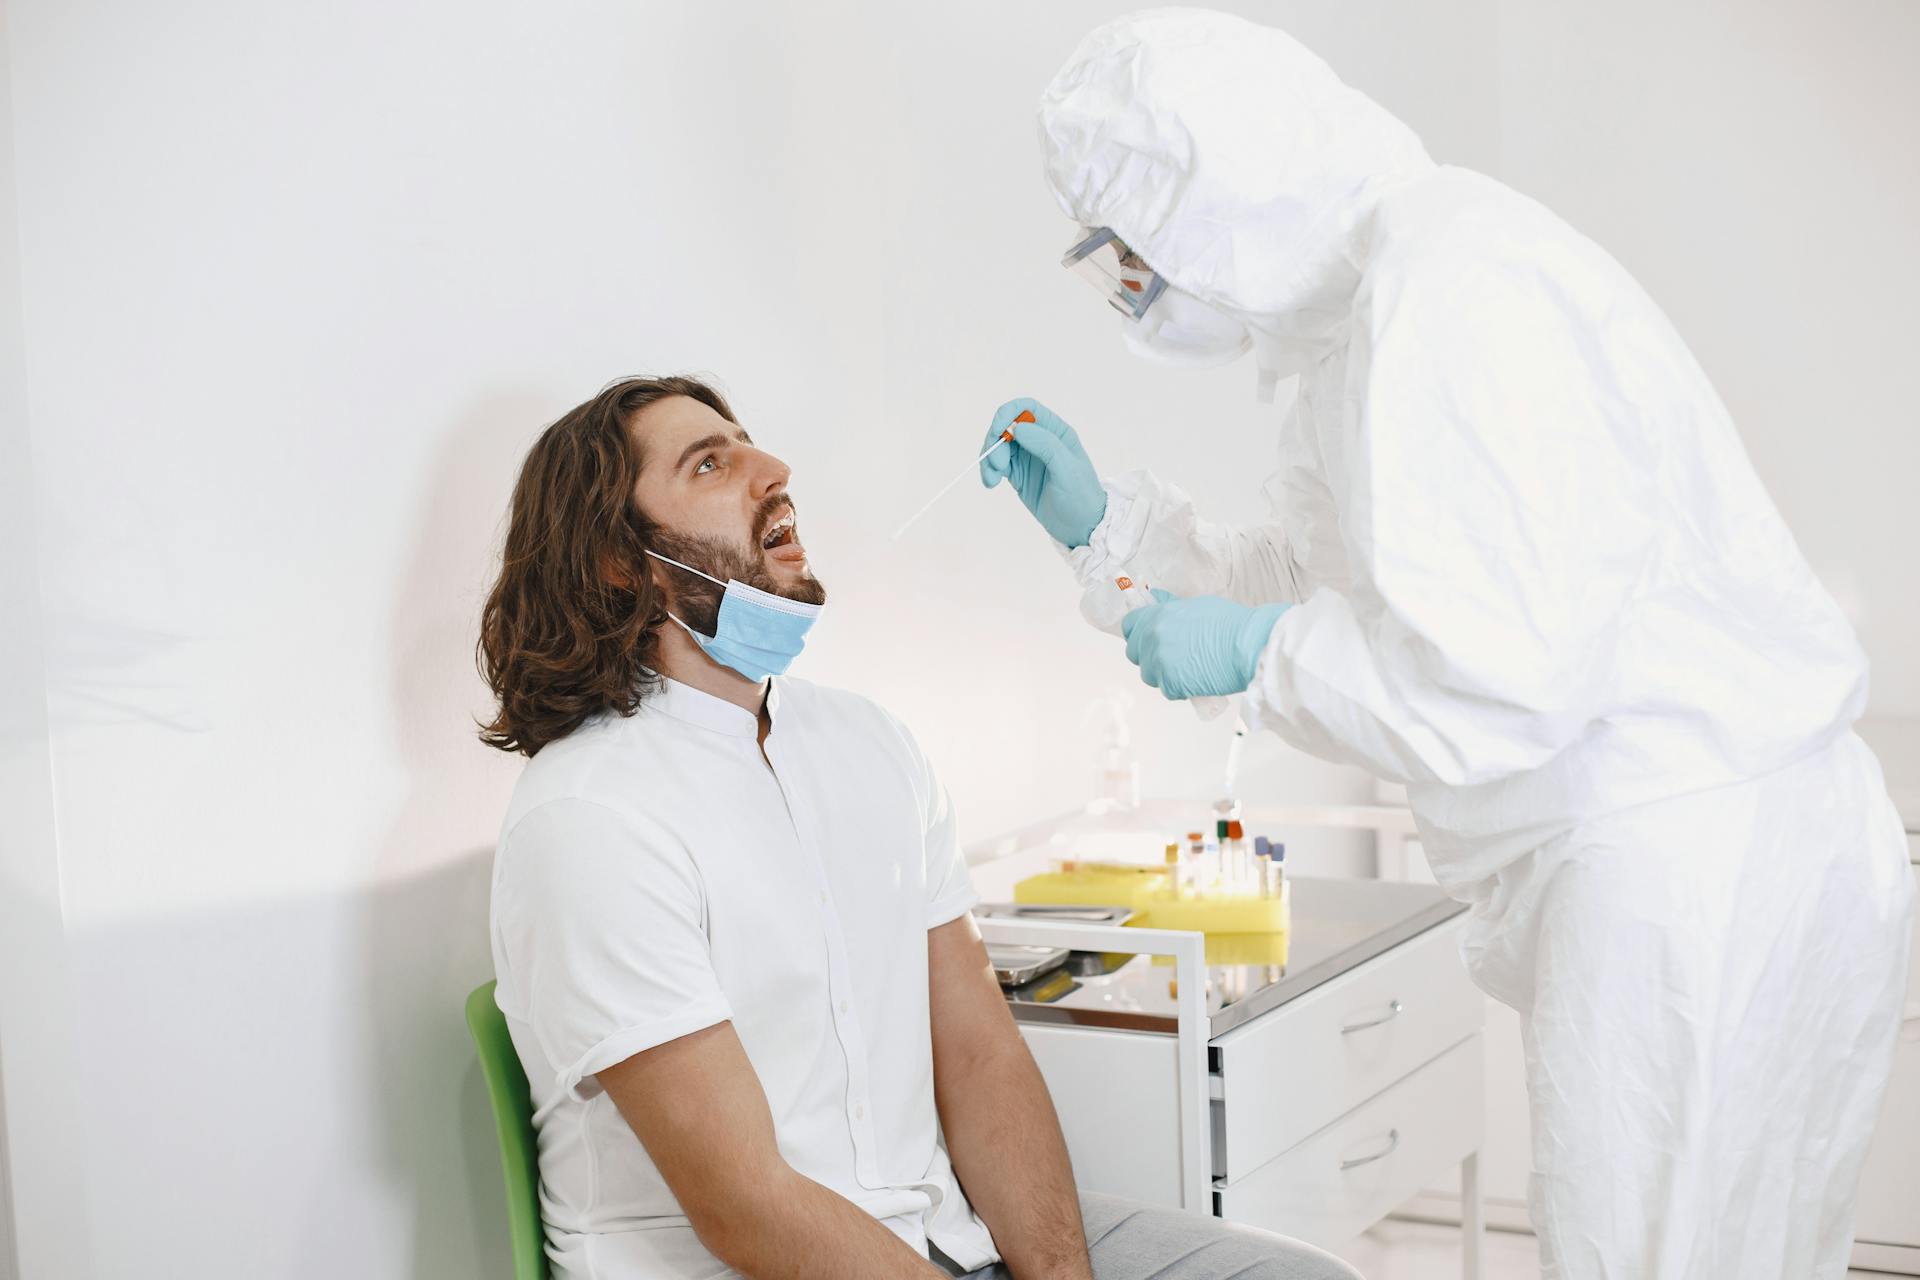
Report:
1081,575,1149,637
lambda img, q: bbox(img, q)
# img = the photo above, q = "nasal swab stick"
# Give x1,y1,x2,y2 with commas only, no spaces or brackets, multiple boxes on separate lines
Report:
889,410,1036,542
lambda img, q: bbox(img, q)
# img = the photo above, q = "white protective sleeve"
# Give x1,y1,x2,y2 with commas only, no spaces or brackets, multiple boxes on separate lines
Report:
1064,470,1303,635
1240,257,1660,789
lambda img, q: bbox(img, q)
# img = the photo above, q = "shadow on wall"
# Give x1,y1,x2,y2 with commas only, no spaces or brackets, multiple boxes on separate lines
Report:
360,850,515,1280
361,393,551,1280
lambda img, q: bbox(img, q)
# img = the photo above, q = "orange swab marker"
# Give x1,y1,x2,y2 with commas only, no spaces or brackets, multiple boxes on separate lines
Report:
889,411,1035,542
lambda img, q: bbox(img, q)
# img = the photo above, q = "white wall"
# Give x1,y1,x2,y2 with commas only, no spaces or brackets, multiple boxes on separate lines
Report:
2,3,1503,1276
0,0,94,1274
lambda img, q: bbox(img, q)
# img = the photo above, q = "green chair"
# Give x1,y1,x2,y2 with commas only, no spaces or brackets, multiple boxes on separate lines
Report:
466,980,552,1280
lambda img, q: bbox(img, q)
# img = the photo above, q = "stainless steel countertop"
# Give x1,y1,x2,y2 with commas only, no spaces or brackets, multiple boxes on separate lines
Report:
992,876,1466,1039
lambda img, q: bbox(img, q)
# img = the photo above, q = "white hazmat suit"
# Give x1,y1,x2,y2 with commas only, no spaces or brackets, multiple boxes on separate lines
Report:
1039,11,1913,1278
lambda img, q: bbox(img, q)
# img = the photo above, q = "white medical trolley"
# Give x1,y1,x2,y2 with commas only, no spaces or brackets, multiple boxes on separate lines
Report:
971,809,1487,1279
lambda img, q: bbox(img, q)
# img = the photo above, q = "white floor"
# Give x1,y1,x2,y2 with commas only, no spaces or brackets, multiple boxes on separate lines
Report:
1331,1221,1901,1278
1333,1221,1541,1279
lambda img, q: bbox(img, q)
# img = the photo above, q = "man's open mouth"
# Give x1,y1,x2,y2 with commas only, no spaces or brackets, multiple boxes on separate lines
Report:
761,508,797,550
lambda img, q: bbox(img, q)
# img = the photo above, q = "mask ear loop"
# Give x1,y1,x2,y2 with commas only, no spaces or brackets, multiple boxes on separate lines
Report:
644,548,726,586
644,549,726,637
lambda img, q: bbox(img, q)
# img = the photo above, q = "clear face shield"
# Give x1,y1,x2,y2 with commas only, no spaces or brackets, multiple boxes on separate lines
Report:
1063,225,1255,373
1061,226,1168,321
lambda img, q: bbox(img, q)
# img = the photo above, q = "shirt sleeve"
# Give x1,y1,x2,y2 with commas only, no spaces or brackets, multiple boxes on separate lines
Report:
920,765,978,930
494,797,733,1102
874,708,978,929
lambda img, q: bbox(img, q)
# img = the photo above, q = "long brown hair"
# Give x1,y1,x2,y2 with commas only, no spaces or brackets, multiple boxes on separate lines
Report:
476,375,737,756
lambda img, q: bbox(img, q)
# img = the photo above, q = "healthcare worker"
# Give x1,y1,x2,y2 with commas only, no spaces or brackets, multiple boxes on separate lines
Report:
981,10,1912,1279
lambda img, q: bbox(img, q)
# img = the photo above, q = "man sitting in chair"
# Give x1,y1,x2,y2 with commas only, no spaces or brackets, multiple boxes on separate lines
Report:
476,375,1360,1280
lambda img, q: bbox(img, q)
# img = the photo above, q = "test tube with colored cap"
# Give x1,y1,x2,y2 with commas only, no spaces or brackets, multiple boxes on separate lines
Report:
1116,574,1156,610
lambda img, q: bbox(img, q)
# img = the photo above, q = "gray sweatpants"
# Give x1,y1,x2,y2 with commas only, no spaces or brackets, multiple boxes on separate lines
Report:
936,1192,1363,1280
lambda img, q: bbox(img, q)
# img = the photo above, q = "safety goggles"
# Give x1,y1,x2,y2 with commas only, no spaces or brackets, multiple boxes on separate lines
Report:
1061,226,1167,322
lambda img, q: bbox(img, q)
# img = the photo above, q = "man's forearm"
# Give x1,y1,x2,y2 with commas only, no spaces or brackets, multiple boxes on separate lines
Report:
705,1166,948,1280
937,1038,1092,1280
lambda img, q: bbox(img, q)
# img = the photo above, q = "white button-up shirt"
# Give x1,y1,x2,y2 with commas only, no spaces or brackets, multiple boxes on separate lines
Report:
490,676,999,1279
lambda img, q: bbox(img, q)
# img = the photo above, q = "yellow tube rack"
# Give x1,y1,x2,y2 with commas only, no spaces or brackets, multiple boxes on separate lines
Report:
1131,879,1290,935
1013,864,1291,961
1012,863,1171,909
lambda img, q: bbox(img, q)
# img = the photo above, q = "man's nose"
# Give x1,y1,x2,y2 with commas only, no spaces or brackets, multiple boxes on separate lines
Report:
748,447,791,499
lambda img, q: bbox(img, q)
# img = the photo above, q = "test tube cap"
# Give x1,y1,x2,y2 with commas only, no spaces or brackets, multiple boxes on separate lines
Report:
1227,820,1244,840
1216,819,1230,840
1273,842,1286,861
1254,835,1270,857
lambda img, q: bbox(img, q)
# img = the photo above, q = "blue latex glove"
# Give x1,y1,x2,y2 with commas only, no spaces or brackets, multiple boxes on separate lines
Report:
1121,589,1291,700
979,398,1108,549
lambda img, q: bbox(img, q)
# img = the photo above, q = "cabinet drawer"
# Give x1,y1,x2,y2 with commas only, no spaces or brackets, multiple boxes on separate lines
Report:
1216,1033,1483,1250
1019,1023,1185,1209
1212,916,1481,1178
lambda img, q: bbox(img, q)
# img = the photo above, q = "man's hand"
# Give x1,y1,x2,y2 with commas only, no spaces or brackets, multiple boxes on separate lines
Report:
929,915,1095,1280
598,1022,946,1279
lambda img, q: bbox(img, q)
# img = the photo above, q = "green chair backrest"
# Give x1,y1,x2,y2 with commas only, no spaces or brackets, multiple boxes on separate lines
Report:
465,980,551,1280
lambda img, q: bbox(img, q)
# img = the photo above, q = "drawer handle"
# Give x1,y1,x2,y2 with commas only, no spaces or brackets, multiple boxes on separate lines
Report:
1341,1129,1401,1171
1341,999,1404,1034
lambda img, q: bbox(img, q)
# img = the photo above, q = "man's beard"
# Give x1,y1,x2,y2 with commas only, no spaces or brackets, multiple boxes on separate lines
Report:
648,502,827,637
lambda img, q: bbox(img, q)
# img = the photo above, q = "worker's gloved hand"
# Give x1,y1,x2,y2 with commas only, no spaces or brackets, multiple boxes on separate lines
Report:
1121,590,1291,700
980,398,1108,549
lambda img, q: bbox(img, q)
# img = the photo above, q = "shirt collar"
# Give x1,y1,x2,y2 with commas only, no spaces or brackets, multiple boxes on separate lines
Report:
646,675,777,739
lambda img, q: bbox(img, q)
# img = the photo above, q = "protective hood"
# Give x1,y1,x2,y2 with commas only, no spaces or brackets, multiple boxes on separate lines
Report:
1039,8,1434,357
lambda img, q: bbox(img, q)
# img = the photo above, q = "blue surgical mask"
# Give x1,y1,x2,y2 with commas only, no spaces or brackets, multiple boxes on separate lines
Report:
646,550,824,683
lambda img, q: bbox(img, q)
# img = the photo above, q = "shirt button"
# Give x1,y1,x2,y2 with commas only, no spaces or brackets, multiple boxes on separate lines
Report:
838,1000,849,1014
854,1104,865,1119
818,891,828,905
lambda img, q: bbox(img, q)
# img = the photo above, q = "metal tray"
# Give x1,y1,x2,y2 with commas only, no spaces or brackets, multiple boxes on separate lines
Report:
985,943,1070,988
974,902,1136,926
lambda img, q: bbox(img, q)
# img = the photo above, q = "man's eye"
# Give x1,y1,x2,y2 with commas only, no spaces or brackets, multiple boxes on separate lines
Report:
695,456,717,475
